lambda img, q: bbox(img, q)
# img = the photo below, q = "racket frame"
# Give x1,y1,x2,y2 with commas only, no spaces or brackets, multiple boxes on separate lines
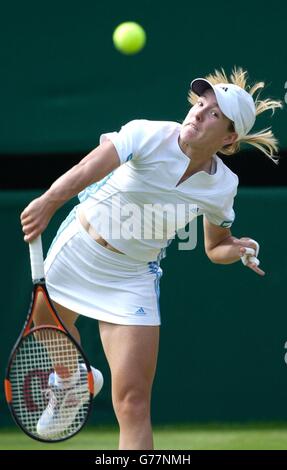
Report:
5,237,95,443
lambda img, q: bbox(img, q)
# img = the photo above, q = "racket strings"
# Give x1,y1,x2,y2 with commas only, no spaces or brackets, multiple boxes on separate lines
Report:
34,329,79,377
8,328,91,441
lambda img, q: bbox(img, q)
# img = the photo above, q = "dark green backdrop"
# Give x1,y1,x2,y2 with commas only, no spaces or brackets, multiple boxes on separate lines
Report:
0,0,286,154
1,189,287,426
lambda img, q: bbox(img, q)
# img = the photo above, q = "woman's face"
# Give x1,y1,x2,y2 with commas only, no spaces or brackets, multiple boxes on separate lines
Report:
180,89,237,150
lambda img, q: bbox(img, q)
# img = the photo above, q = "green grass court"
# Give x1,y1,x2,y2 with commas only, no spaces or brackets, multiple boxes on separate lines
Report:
1,423,287,450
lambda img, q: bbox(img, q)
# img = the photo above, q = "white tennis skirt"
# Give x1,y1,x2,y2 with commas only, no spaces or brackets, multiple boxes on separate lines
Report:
44,207,162,326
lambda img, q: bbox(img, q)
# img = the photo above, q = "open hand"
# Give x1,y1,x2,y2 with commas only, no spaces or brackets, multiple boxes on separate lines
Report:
233,237,265,276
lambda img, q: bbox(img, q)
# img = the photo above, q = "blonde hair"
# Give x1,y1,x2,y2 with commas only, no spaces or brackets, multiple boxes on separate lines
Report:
188,67,283,163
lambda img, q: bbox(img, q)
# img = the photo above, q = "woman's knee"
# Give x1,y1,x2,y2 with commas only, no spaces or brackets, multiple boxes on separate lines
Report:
113,388,151,422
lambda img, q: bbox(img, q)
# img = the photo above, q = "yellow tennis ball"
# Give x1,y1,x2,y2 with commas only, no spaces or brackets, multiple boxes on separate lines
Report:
113,22,146,55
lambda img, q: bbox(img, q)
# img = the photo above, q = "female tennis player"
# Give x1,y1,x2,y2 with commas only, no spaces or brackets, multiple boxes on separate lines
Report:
20,67,281,449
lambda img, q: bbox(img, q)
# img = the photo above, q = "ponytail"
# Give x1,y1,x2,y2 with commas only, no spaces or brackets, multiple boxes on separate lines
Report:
188,67,283,162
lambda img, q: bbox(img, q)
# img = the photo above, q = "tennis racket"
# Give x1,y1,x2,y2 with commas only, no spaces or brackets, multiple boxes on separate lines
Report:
4,236,94,442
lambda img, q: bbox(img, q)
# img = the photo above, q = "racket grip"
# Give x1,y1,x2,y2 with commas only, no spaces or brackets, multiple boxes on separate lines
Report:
29,236,45,281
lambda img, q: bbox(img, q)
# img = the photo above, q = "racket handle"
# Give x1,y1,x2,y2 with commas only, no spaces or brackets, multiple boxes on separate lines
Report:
29,236,45,281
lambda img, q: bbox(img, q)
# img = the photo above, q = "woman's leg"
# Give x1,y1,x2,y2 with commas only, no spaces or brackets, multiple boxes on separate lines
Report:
33,292,80,341
32,293,80,377
99,321,159,450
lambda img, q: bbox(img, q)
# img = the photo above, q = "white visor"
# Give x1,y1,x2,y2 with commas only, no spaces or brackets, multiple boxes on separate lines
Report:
191,78,256,138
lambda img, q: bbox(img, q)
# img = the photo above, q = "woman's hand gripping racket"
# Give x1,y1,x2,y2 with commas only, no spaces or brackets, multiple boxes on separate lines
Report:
4,236,95,442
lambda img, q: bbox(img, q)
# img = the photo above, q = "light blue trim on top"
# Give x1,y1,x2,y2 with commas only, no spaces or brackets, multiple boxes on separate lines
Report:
157,238,174,262
148,261,159,274
78,171,114,203
46,205,77,257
